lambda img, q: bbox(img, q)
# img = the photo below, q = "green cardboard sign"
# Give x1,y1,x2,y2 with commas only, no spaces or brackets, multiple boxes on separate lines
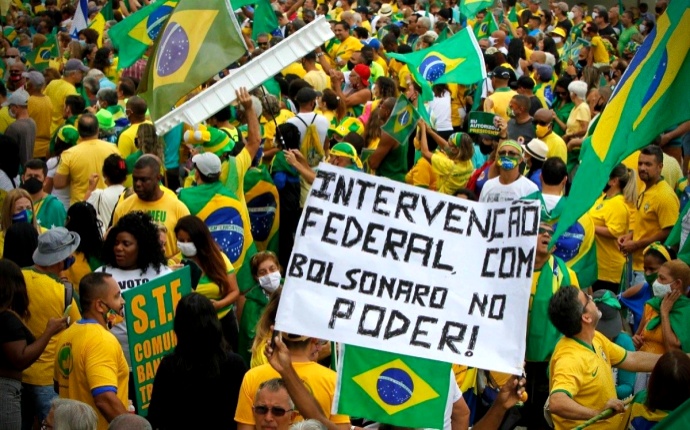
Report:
468,111,501,136
123,266,192,416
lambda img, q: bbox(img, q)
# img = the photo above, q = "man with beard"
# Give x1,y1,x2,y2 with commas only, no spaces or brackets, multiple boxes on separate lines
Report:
547,286,664,429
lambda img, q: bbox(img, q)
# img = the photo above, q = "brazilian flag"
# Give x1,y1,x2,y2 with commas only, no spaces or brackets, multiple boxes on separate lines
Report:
387,28,486,122
620,391,669,428
25,32,58,71
336,345,450,428
473,11,499,40
553,0,690,244
228,0,279,40
524,192,598,289
381,95,419,145
140,0,246,122
109,0,178,70
243,165,279,254
460,0,492,19
178,181,257,288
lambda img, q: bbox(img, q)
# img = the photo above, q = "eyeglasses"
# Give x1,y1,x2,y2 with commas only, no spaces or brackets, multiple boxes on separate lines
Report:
497,150,520,157
253,405,293,416
582,293,592,314
258,42,269,47
3,55,17,59
533,120,550,126
538,227,553,236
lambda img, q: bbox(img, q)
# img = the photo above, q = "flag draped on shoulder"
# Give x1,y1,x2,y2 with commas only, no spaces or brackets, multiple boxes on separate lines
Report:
243,165,280,255
70,0,88,39
140,0,247,122
335,345,451,429
387,28,486,121
109,0,179,70
381,95,419,145
553,0,690,243
460,0,492,19
26,32,58,71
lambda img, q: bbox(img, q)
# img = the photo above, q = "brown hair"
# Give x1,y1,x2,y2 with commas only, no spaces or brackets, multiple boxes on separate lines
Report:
2,189,39,234
250,251,282,280
250,287,282,358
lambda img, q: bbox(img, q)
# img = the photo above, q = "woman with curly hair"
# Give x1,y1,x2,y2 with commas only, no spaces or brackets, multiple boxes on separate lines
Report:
63,202,103,287
97,211,171,368
174,216,240,352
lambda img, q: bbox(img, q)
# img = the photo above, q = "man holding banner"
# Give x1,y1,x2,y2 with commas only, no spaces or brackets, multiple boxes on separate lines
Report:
54,273,128,430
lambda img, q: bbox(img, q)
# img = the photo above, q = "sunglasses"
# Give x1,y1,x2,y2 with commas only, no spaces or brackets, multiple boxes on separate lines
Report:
538,227,553,236
253,405,293,416
534,120,550,126
497,150,520,157
3,55,17,58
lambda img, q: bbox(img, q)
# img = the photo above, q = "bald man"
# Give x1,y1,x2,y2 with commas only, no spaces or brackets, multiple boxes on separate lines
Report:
490,30,507,51
117,96,151,158
534,108,567,163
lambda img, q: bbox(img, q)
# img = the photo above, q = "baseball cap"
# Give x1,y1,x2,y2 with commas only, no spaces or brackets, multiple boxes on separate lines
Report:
593,290,623,340
57,125,79,146
352,63,371,87
490,65,511,80
192,152,222,176
33,228,81,266
536,64,554,81
378,4,393,17
64,59,89,73
4,89,28,107
523,139,549,162
550,27,567,38
295,87,319,105
95,109,115,130
366,39,381,50
355,6,370,14
22,71,44,88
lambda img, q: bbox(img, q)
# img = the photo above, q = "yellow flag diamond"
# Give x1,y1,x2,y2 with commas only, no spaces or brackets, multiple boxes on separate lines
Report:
352,358,440,415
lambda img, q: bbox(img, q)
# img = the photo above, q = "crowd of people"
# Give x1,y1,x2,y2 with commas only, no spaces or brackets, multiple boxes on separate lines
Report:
0,0,689,429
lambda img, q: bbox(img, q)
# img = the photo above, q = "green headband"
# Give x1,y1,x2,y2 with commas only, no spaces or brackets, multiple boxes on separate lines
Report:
643,242,672,262
593,290,621,310
497,139,523,155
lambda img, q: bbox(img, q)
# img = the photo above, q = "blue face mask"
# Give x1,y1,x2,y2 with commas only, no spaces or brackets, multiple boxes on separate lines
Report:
12,209,33,224
497,155,520,170
78,40,87,48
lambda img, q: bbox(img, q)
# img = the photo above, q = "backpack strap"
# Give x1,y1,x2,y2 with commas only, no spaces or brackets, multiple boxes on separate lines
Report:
63,281,73,310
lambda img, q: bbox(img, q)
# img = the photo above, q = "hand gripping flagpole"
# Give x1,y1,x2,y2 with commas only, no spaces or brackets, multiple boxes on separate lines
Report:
152,16,335,135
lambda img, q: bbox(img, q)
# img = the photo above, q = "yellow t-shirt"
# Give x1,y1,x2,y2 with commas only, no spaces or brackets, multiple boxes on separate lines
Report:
22,268,81,386
112,192,190,258
590,36,610,64
373,56,388,77
61,251,93,292
55,139,121,205
281,61,306,78
397,65,411,91
405,157,437,190
549,332,627,430
263,109,295,150
588,194,629,283
44,78,78,135
541,132,568,163
249,336,269,368
632,180,679,270
303,70,331,92
639,304,666,354
235,361,350,425
448,84,466,128
54,321,129,430
565,102,591,136
196,252,235,319
118,120,153,159
327,36,363,65
485,87,518,122
28,95,53,158
0,106,16,133
431,152,473,195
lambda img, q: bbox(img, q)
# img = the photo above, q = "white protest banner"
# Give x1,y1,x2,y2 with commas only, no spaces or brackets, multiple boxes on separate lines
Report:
275,164,540,374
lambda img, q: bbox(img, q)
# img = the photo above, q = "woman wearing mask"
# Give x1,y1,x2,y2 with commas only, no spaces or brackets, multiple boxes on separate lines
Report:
550,77,574,137
0,259,67,430
174,216,240,352
634,260,690,354
238,251,283,364
63,202,103,288
418,122,474,195
147,293,246,430
97,212,171,373
0,189,46,259
589,164,637,293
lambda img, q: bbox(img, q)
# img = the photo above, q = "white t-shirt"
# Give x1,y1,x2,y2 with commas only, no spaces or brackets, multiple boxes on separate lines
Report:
0,170,18,191
97,264,173,367
87,184,126,235
287,112,331,151
427,91,453,132
47,156,70,211
542,194,562,212
479,175,540,203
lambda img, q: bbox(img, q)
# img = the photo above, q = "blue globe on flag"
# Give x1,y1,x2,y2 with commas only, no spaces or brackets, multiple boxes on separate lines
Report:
205,207,245,262
377,368,414,406
146,4,174,41
419,55,446,82
156,22,189,77
247,193,277,242
552,221,585,262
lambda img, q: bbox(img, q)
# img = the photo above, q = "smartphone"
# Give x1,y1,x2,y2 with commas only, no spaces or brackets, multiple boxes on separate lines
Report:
270,330,279,351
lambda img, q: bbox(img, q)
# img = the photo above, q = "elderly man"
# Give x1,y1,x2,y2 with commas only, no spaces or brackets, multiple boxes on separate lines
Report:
43,398,97,430
44,59,89,134
253,379,297,430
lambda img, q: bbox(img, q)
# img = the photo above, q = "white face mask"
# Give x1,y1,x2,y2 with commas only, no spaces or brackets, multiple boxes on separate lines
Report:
567,11,575,20
639,24,647,33
335,1,342,7
259,271,282,293
488,36,497,46
652,280,672,298
591,12,598,19
553,36,563,44
177,241,197,257
4,57,15,67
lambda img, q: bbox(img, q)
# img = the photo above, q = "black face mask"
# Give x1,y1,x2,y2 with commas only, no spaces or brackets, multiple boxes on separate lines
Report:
21,177,43,194
347,60,355,71
479,143,493,155
595,102,605,112
603,183,611,193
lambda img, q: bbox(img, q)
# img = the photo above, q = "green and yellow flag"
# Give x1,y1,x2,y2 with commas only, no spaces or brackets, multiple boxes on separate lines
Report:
460,0,492,19
109,0,179,70
232,0,279,39
25,32,59,71
473,10,499,40
140,0,246,122
243,165,279,254
381,95,419,145
553,0,690,244
387,28,486,121
655,396,690,429
336,345,451,429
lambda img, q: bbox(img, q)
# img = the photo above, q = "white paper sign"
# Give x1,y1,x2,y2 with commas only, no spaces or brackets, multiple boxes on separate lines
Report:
275,164,539,374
